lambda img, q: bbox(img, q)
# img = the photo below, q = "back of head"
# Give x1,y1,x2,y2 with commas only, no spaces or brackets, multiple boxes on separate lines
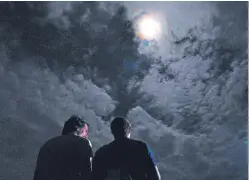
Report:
62,115,89,137
111,117,131,139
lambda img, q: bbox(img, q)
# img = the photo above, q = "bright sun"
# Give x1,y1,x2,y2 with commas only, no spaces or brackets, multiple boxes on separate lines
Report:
137,15,161,40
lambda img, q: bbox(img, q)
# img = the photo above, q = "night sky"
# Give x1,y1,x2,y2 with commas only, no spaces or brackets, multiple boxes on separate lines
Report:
0,2,247,180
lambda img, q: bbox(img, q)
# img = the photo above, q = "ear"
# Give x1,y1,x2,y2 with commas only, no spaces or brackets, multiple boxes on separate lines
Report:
75,128,81,136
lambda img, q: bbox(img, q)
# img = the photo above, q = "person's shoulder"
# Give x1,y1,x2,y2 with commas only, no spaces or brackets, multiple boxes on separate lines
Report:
43,135,91,149
130,139,156,164
95,142,112,157
84,138,92,148
128,138,148,149
72,136,93,148
38,135,62,153
96,144,109,154
42,135,61,147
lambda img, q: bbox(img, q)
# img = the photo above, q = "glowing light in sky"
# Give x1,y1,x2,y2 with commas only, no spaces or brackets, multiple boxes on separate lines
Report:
136,14,162,40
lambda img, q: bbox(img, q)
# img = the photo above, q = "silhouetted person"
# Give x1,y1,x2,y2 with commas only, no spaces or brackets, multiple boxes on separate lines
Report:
33,115,93,180
92,117,161,180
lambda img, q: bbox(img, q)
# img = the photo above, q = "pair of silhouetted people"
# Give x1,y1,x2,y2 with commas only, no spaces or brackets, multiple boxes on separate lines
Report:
33,116,161,180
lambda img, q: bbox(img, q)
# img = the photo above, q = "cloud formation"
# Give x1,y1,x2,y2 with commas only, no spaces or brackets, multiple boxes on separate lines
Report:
0,2,247,180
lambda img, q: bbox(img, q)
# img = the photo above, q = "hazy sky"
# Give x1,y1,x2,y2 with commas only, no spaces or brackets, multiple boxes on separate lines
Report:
122,2,217,58
124,2,215,36
0,2,247,180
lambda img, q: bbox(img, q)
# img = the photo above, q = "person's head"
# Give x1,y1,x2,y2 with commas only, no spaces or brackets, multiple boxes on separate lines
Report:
111,117,131,139
62,115,89,138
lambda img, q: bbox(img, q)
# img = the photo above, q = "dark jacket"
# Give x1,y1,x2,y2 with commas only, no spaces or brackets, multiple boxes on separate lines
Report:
92,137,159,180
33,134,93,180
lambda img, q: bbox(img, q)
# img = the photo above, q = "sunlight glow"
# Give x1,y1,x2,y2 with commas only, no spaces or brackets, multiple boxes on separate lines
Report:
137,15,161,40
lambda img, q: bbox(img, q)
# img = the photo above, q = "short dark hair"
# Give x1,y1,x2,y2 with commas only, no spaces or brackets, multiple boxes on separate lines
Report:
62,115,89,135
111,117,131,139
